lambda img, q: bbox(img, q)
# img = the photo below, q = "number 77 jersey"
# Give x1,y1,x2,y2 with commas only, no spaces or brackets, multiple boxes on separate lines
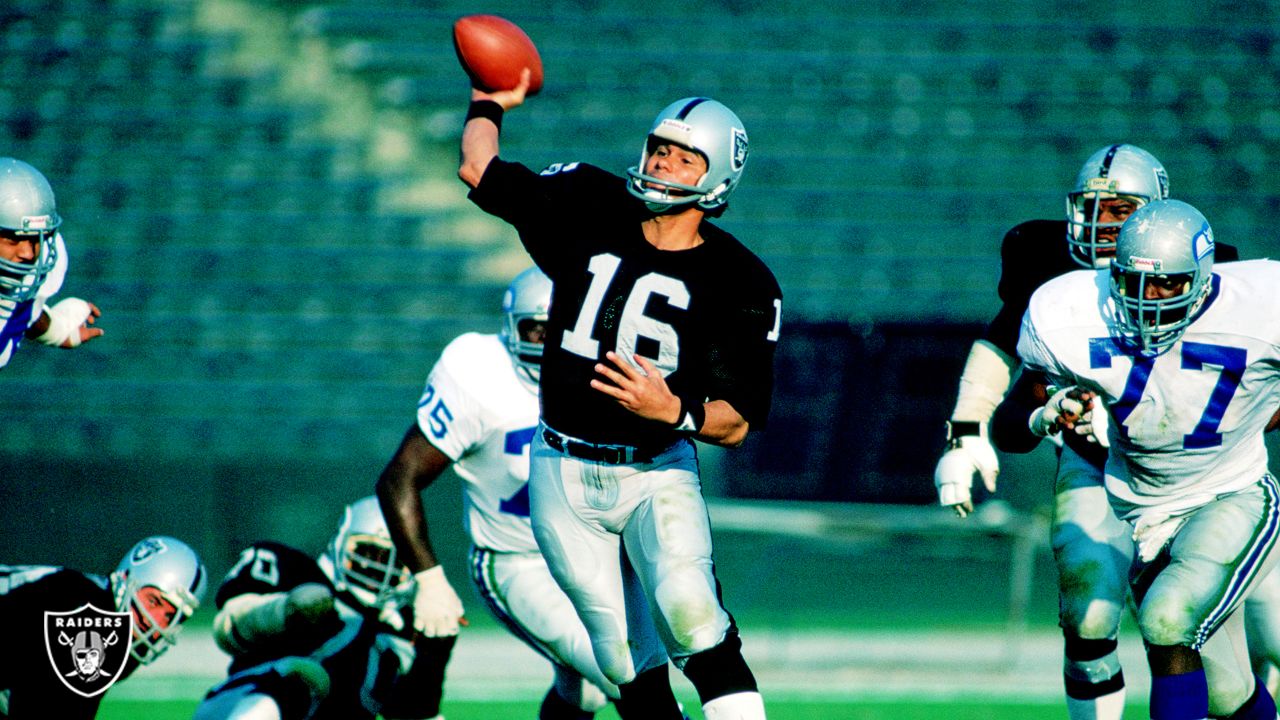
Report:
1017,259,1280,520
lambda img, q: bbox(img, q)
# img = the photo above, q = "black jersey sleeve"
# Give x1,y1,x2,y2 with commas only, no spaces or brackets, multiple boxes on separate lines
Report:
703,247,782,429
215,541,330,608
468,159,639,278
1218,242,1240,262
984,220,1073,357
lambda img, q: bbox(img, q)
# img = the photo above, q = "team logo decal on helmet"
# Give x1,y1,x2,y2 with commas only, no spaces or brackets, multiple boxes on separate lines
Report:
44,604,133,697
732,127,748,172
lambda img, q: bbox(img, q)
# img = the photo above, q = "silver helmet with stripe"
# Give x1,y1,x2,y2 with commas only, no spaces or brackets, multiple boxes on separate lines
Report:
110,536,207,665
1066,144,1169,269
627,97,749,215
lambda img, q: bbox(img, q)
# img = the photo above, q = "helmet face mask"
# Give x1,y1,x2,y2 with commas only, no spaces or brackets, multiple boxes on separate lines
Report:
320,497,411,609
0,158,61,304
1109,199,1215,356
110,536,207,665
1066,144,1169,269
627,97,748,215
500,267,552,383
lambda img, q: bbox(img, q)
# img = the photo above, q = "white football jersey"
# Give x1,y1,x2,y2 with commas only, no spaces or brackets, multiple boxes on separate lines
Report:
416,332,540,553
0,233,68,369
1019,260,1280,521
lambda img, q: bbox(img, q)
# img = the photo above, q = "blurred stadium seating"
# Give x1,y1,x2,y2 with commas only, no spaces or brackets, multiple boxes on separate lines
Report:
2,0,1280,578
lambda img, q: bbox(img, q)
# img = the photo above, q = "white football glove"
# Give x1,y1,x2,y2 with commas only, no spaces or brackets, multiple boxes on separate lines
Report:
412,566,465,637
1073,395,1110,448
1029,385,1091,437
934,423,999,519
36,297,94,347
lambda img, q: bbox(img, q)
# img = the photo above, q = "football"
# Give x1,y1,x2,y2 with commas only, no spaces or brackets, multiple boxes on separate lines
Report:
452,14,544,95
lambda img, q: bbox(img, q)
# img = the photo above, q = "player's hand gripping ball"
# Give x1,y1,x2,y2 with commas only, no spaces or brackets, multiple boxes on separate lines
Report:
452,14,544,95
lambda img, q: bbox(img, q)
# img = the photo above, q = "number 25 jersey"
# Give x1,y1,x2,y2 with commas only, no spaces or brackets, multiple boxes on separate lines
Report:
1018,260,1280,520
469,159,783,447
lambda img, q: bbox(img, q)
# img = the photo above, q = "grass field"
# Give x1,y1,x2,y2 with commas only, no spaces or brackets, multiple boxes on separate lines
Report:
97,698,1152,719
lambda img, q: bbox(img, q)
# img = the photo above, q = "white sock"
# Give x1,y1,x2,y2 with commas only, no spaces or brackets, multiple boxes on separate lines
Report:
1066,688,1126,720
702,691,766,719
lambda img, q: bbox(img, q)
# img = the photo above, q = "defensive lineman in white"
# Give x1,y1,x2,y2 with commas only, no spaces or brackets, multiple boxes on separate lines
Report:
377,267,678,719
0,157,102,368
1011,199,1280,720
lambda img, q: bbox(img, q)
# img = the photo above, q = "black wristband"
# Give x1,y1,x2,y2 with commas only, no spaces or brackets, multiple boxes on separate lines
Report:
945,420,981,449
465,100,504,131
673,396,706,435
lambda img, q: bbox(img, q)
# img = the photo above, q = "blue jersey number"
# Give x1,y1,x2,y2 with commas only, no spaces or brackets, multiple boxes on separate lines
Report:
1088,338,1245,448
417,384,455,440
498,426,536,517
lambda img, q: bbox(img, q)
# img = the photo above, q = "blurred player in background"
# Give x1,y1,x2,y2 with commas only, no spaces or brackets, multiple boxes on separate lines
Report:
997,199,1280,720
193,497,453,720
458,71,781,720
0,157,102,368
378,266,681,719
0,536,207,719
936,144,1242,720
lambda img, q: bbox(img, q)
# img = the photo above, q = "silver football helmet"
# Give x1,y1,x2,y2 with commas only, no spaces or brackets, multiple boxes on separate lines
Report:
500,266,551,383
1110,199,1215,356
109,536,207,665
1066,144,1169,269
0,158,61,303
627,97,749,215
318,496,411,609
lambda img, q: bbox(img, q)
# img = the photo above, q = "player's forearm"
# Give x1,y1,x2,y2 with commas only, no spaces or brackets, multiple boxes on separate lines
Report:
375,430,447,573
458,115,499,189
949,340,1017,422
693,400,749,448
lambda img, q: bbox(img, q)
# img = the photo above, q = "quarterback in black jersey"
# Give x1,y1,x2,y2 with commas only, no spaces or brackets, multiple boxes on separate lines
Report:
459,72,777,720
0,536,206,720
192,497,454,720
936,145,1243,720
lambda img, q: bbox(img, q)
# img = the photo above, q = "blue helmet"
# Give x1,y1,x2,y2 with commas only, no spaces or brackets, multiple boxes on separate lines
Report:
1109,199,1215,356
0,158,61,303
627,97,749,215
1066,144,1169,269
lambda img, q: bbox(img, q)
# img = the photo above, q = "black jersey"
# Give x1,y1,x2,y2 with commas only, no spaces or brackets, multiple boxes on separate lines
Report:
470,159,782,447
213,542,449,720
0,565,131,719
982,219,1240,357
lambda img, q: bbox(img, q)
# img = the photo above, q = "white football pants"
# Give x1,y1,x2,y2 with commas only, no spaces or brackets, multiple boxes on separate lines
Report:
529,426,729,686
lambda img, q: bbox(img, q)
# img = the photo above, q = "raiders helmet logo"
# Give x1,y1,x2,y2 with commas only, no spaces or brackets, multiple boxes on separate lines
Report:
731,127,749,172
130,537,167,564
44,604,133,698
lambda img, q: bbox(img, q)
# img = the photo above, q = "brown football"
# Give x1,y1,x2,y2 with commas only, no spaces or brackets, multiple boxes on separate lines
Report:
452,14,544,95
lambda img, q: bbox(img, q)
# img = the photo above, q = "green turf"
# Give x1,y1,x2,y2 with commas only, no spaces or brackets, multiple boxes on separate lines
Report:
95,698,1152,719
